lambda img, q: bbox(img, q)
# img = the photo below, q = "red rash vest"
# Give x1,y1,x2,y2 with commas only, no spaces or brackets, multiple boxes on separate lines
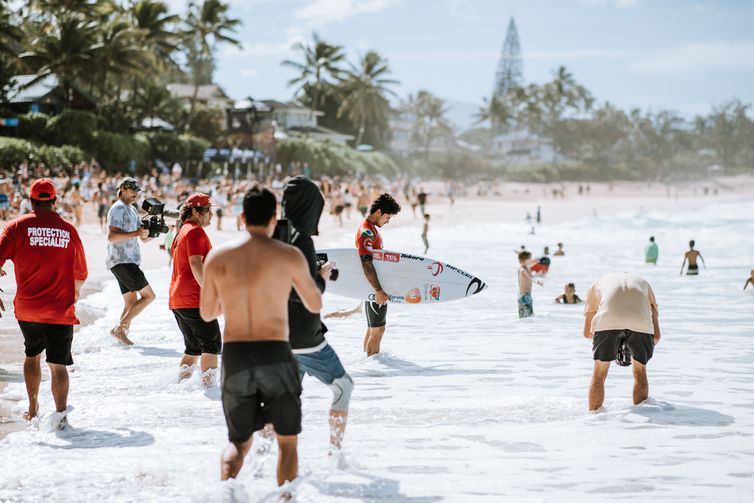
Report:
0,209,88,324
355,218,383,258
169,221,211,309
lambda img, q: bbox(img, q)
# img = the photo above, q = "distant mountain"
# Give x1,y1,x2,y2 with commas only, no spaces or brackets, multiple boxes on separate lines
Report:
444,99,483,133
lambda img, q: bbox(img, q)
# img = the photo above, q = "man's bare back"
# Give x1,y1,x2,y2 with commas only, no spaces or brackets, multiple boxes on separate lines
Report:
200,233,322,342
685,250,700,266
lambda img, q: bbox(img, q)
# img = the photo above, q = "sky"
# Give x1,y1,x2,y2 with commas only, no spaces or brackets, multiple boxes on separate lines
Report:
166,0,754,126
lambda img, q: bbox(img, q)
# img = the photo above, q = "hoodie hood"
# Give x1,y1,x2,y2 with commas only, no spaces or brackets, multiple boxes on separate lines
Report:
282,176,324,236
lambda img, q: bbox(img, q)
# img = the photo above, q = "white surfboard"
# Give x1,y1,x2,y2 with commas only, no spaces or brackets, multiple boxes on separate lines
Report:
316,248,488,304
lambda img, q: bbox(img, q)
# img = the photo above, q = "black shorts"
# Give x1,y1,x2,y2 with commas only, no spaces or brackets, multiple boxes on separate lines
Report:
687,264,699,275
110,263,149,294
221,341,302,442
593,329,655,365
172,308,221,356
365,301,387,328
19,321,74,365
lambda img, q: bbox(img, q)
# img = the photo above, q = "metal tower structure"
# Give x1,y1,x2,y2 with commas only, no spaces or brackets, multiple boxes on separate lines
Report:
492,17,523,100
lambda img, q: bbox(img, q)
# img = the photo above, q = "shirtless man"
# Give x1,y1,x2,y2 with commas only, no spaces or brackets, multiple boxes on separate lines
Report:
67,183,84,228
200,187,322,487
518,251,543,318
0,178,11,220
583,272,661,411
680,240,705,275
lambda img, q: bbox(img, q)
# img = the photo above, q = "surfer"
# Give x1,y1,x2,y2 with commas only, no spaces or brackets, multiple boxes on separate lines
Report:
744,269,754,290
357,193,402,356
169,193,220,388
680,240,705,275
0,179,88,424
421,213,430,254
107,178,155,345
583,272,661,411
281,176,354,454
645,236,658,264
555,283,582,304
200,187,322,485
518,251,542,318
530,247,551,275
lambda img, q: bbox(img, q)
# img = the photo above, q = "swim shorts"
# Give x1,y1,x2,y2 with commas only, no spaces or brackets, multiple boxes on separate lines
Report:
294,343,346,384
221,341,302,442
593,329,654,365
172,308,221,356
110,263,149,294
19,321,74,365
365,301,387,328
687,264,699,275
518,293,533,318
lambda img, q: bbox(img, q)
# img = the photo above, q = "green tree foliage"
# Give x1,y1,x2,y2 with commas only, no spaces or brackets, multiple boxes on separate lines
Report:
404,90,453,160
282,33,346,113
276,138,399,176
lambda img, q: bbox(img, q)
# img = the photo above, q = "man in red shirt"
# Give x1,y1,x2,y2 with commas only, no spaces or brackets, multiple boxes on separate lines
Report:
0,179,88,425
356,193,401,356
169,193,220,387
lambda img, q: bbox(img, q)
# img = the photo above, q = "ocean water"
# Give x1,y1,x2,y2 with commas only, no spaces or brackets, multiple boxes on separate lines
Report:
1,199,753,502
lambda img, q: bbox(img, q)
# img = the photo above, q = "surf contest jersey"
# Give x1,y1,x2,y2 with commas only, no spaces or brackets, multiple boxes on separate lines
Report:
355,218,383,260
0,209,88,324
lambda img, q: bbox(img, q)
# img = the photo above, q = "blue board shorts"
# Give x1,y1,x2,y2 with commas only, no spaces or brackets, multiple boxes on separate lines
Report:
518,293,533,318
293,343,346,384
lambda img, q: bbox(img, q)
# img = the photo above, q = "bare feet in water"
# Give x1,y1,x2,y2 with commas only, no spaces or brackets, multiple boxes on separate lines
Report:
23,402,39,421
110,325,134,345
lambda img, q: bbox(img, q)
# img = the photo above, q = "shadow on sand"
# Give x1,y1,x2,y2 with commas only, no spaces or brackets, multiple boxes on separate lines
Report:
310,471,443,502
353,353,510,379
41,427,155,450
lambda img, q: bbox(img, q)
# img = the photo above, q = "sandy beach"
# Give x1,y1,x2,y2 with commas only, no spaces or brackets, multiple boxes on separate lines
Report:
1,177,753,502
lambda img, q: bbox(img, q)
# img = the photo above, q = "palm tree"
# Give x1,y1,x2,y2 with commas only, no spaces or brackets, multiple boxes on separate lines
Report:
185,0,241,122
282,33,346,113
337,51,398,146
130,0,180,70
20,12,100,108
406,90,452,159
474,94,514,148
92,17,149,101
0,3,23,58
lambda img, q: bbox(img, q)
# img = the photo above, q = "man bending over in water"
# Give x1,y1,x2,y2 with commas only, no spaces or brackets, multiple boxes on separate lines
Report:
744,269,754,290
583,272,661,411
200,187,322,487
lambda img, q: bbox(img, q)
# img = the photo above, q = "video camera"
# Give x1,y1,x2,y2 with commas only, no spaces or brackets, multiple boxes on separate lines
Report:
141,198,179,238
274,218,338,281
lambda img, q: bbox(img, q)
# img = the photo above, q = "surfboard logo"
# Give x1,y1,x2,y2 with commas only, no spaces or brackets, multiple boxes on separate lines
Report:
429,284,441,301
465,277,487,296
372,251,383,261
383,252,400,263
405,288,422,304
428,262,444,276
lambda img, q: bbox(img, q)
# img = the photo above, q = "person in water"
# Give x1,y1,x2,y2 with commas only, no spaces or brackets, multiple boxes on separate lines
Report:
421,213,430,254
554,242,565,256
743,269,754,290
530,247,551,275
583,272,661,411
555,283,582,304
518,251,543,318
680,240,705,275
201,187,322,486
645,236,659,264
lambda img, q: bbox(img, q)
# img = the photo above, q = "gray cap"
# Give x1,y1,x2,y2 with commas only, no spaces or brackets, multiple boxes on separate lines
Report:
119,177,141,191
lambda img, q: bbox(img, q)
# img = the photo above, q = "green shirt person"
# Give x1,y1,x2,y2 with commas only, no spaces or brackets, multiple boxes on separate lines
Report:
645,236,659,264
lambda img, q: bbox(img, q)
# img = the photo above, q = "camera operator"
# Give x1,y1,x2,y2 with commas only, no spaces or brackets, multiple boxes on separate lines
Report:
106,177,155,345
281,176,354,454
169,193,220,387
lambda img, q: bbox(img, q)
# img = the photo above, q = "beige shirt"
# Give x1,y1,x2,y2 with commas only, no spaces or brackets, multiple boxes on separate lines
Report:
584,272,657,334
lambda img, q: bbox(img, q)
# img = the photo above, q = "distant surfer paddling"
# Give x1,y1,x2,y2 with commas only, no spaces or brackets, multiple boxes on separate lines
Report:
200,187,322,487
357,193,401,356
583,272,661,411
0,179,88,425
680,240,705,275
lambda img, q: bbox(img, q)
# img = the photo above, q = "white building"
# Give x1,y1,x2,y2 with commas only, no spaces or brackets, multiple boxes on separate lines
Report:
491,129,562,163
261,100,354,145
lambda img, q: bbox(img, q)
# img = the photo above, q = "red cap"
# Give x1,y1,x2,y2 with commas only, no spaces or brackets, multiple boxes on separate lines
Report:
30,178,56,201
184,193,212,208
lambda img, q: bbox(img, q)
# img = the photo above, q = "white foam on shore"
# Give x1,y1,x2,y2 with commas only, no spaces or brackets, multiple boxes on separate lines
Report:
1,199,754,501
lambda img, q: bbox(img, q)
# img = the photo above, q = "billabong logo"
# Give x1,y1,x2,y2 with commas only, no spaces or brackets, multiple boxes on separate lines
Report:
428,262,443,276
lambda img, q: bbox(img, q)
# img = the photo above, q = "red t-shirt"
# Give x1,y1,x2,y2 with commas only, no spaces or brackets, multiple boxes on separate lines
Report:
169,222,211,309
355,218,383,258
0,209,88,324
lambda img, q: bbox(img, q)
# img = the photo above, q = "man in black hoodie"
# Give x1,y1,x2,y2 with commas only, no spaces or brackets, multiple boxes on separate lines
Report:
281,176,354,454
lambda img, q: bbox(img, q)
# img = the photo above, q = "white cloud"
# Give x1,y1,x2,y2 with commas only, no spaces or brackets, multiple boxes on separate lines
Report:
222,27,306,58
633,41,754,74
293,0,402,27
